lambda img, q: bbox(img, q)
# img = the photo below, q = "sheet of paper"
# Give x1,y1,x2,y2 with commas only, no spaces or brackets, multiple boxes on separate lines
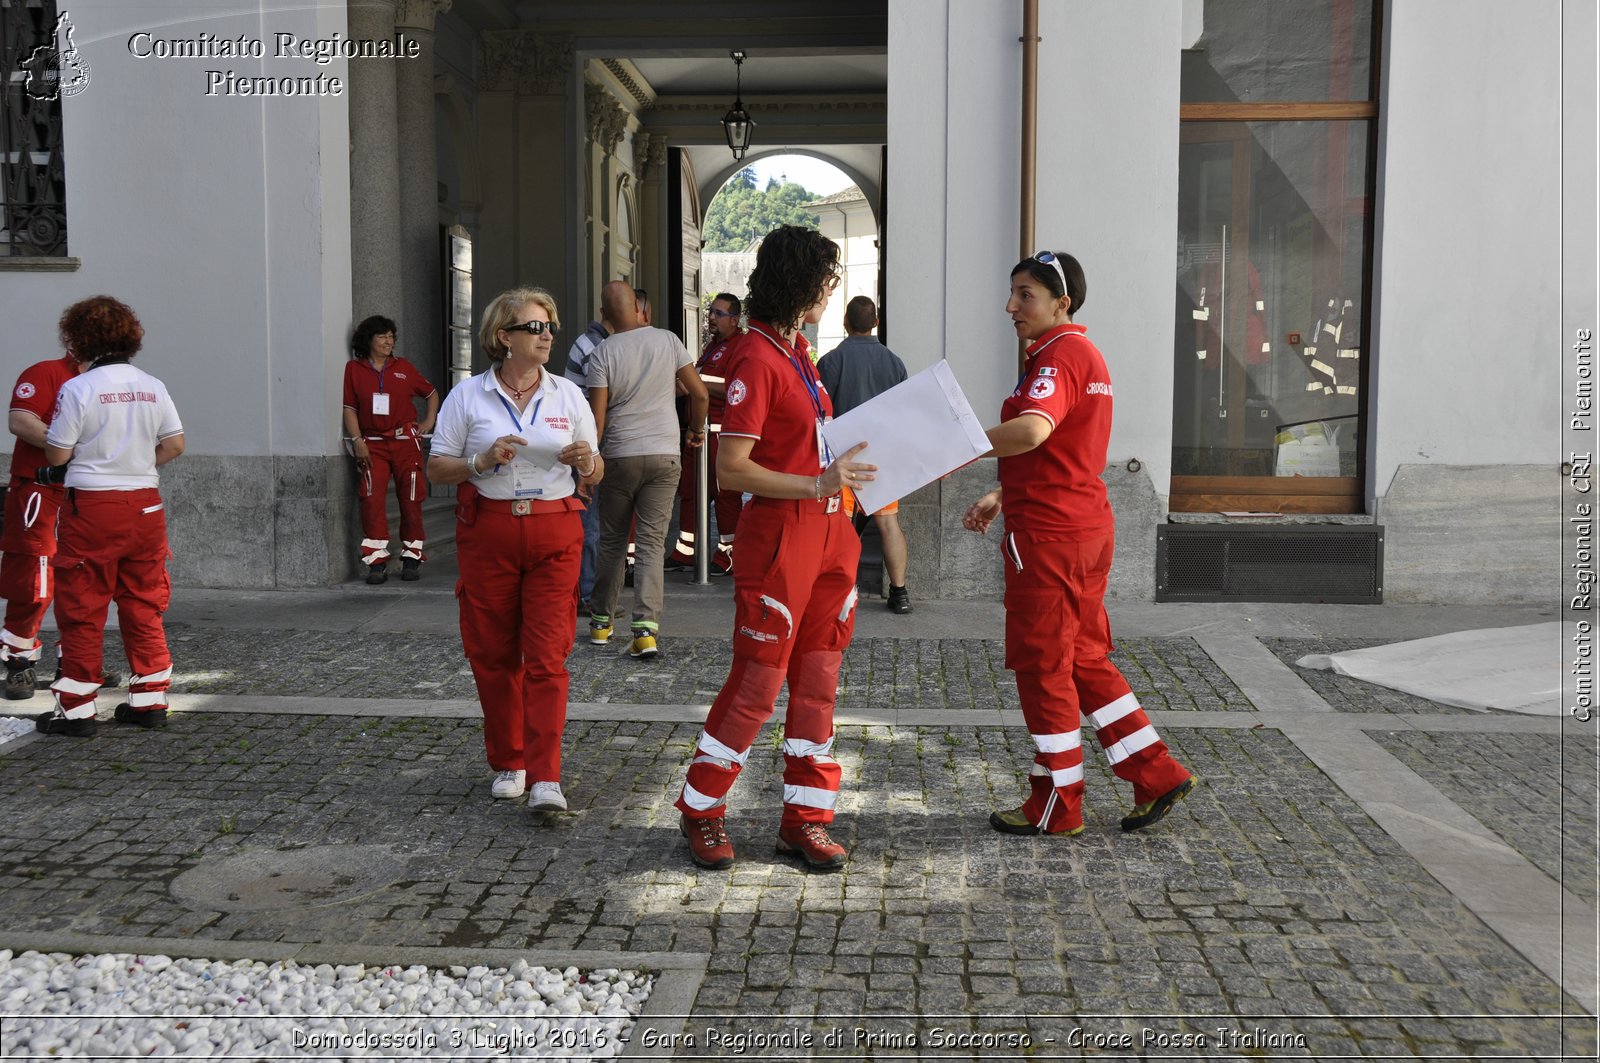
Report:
512,431,568,471
821,360,989,515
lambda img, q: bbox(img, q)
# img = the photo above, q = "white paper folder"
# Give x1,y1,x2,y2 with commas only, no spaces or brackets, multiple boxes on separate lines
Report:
820,360,990,515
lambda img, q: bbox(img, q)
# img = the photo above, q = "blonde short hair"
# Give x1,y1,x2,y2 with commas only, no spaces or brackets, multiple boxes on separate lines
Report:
479,287,561,363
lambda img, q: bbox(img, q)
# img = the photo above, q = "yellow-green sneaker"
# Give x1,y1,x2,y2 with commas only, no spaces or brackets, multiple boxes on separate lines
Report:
1120,776,1196,833
588,618,613,645
628,632,658,659
989,807,1084,837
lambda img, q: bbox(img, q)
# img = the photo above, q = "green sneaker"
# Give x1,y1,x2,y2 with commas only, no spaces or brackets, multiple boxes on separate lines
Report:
1120,776,1196,833
989,807,1084,837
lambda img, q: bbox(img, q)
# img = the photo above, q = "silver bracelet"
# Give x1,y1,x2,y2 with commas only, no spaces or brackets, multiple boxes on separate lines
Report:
814,474,822,500
469,452,484,476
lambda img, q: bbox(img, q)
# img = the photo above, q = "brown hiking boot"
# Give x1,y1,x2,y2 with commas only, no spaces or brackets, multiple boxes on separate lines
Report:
775,821,847,871
1121,776,1196,832
680,813,734,869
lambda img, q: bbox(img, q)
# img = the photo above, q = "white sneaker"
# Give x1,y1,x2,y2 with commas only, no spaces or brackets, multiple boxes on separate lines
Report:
529,781,567,812
491,769,526,799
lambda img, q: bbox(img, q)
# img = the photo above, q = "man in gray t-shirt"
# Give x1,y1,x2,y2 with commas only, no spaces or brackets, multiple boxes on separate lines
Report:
585,281,709,657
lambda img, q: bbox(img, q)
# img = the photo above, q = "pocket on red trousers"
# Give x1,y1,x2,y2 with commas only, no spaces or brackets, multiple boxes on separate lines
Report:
1004,583,1069,674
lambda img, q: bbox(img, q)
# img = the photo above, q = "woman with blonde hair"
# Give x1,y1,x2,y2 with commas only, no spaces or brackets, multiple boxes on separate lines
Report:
427,287,602,810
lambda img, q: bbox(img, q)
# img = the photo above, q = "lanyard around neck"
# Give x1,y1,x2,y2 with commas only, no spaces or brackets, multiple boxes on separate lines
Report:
749,323,825,423
494,378,543,433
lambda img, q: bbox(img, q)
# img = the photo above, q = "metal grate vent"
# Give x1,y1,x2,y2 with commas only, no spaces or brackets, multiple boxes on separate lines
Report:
1157,523,1383,603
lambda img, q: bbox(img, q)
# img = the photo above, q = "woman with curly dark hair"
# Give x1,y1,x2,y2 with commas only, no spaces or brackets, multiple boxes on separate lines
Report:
672,225,875,873
343,314,439,584
34,296,185,737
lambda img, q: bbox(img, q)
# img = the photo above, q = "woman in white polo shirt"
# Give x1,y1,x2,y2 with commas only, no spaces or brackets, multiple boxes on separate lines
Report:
427,287,603,811
35,295,185,737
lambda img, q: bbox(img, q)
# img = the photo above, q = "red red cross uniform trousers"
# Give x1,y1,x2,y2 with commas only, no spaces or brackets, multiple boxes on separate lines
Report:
999,324,1190,832
46,359,183,721
676,323,860,828
1,355,76,668
343,356,437,568
672,334,742,568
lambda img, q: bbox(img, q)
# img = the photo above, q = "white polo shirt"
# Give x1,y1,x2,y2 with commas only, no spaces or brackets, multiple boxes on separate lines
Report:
47,361,183,490
433,365,597,501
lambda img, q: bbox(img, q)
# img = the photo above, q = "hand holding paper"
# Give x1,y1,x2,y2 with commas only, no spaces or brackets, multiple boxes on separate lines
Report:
512,429,570,470
820,361,989,515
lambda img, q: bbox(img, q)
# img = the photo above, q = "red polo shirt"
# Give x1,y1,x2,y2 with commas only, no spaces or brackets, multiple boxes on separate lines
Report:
998,323,1115,538
698,334,737,426
342,356,437,435
8,355,77,480
719,322,833,476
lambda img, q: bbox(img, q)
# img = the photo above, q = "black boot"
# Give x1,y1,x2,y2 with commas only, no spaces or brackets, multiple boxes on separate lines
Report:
401,557,421,581
4,661,36,701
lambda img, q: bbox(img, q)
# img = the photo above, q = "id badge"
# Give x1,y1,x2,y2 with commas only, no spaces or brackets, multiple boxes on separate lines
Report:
510,461,544,498
371,392,391,416
816,419,832,470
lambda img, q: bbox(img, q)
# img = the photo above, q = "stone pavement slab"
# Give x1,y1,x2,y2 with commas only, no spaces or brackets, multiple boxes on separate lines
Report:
0,710,1592,1059
3,589,1594,1059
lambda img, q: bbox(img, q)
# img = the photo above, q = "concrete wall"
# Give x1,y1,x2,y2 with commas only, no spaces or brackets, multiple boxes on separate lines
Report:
1369,0,1567,602
0,1,355,586
888,0,1175,599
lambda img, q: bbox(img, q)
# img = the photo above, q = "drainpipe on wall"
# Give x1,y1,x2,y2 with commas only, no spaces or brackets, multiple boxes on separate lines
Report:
1019,0,1040,369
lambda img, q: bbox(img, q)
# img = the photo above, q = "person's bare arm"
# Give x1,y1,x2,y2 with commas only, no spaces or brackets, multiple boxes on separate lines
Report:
8,411,47,449
155,433,186,466
588,387,610,445
980,412,1052,458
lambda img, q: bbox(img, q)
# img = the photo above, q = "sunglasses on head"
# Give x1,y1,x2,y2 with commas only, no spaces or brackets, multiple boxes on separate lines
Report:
503,320,559,337
1032,250,1069,297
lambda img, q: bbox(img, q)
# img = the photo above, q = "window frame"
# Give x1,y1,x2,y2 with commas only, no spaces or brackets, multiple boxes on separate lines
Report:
1170,6,1383,515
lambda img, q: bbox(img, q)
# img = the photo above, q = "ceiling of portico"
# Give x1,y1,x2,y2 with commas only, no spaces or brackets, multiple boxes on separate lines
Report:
453,0,888,221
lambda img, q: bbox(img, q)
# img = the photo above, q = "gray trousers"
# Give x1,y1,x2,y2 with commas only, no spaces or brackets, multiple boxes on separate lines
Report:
590,453,680,632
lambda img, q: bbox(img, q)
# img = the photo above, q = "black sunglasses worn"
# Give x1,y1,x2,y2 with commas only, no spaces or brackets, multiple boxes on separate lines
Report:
503,320,559,337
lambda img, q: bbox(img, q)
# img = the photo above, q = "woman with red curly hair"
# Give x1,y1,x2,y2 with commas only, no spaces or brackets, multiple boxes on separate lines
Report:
34,296,185,737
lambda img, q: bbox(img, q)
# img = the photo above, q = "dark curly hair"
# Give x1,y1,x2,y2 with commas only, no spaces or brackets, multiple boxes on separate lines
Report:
744,226,841,333
58,296,143,363
1011,251,1087,315
351,315,397,358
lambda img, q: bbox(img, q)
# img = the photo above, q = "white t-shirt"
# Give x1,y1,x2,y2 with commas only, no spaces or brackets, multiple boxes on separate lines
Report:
47,361,183,490
433,365,598,501
584,326,693,459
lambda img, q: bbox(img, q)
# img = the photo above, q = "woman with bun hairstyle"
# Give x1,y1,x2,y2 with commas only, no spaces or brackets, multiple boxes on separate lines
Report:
964,251,1194,836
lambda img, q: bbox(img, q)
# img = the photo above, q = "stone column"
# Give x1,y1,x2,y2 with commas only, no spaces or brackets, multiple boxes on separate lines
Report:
636,133,668,321
394,0,452,387
346,0,404,326
477,31,574,313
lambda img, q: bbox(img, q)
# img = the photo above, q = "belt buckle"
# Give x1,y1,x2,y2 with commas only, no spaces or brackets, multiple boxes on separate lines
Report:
512,500,532,516
825,496,840,514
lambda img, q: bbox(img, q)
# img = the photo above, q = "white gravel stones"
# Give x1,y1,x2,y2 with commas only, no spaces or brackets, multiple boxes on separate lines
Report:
0,715,34,750
0,949,653,1059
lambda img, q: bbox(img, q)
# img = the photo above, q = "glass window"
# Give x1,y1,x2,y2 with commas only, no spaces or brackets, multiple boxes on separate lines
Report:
1,0,70,257
1182,0,1375,103
1171,1,1377,513
1172,121,1369,480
